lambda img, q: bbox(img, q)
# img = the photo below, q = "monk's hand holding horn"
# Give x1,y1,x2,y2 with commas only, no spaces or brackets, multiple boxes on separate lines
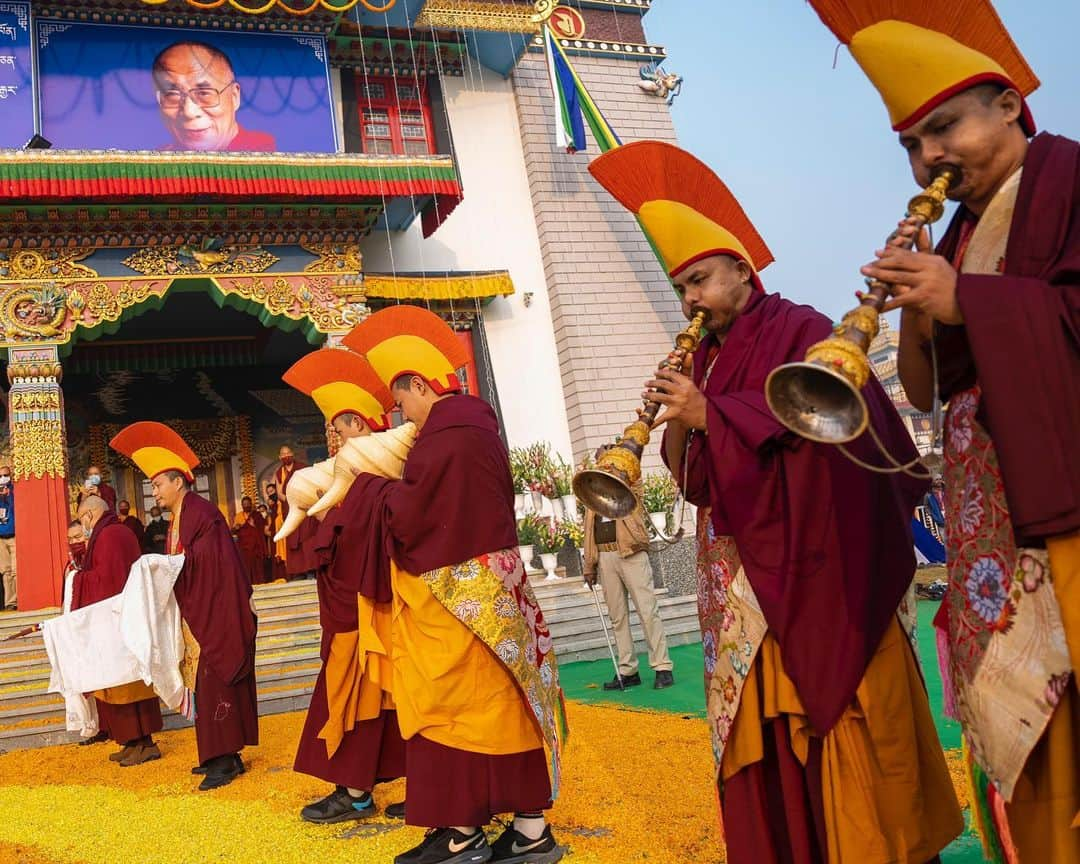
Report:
644,368,707,432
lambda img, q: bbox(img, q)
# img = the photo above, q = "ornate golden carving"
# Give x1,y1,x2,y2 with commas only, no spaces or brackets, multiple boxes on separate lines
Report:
804,337,872,390
123,245,279,276
620,421,650,448
237,415,257,503
417,0,540,33
841,304,881,340
302,242,363,275
1,283,69,340
8,347,67,480
596,445,641,485
0,249,97,280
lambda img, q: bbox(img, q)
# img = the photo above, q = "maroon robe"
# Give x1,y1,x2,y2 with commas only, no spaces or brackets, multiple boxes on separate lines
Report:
345,396,551,827
172,492,259,765
233,510,268,586
930,131,1080,545
292,495,406,790
72,513,163,744
277,461,319,577
664,290,924,734
119,514,146,549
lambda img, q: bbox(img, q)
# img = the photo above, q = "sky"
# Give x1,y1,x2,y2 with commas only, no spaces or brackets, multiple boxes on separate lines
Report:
644,0,1080,321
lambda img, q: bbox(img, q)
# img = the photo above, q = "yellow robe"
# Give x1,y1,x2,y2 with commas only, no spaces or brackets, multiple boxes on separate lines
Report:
722,618,964,863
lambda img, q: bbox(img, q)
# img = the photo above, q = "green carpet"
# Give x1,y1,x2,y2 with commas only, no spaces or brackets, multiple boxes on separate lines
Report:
558,600,986,863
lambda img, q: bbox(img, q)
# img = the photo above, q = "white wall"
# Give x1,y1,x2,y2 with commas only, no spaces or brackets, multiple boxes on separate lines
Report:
359,68,574,462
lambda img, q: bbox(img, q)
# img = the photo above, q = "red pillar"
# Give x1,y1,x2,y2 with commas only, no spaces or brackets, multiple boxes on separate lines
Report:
8,346,68,611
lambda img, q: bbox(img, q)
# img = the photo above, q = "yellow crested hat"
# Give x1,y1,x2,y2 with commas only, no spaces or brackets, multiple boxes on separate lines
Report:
342,306,468,395
808,0,1038,134
588,141,773,287
110,421,200,482
282,348,395,432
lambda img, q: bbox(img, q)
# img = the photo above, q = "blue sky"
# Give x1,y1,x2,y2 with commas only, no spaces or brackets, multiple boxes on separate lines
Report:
644,1,1079,321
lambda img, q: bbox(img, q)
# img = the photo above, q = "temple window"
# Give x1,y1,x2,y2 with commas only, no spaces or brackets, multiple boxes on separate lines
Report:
355,74,436,157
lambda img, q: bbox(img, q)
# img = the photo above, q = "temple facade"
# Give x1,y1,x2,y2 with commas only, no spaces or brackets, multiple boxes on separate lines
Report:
0,0,686,609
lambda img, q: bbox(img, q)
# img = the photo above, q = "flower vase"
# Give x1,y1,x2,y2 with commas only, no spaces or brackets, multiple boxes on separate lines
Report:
649,512,669,536
561,495,579,522
514,492,526,516
518,544,536,572
540,552,560,581
530,490,545,514
549,497,564,520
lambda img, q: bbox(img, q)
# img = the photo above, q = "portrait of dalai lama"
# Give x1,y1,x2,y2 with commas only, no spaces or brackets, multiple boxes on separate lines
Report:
152,40,277,152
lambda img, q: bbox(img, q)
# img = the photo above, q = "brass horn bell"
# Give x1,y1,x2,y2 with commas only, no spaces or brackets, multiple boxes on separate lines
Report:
765,169,954,445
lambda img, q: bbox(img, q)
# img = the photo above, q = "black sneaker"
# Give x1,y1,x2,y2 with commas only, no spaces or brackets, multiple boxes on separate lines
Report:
394,827,491,864
489,825,565,863
300,786,376,824
385,801,406,819
198,754,244,791
193,754,245,776
654,670,675,689
602,672,641,690
79,730,109,747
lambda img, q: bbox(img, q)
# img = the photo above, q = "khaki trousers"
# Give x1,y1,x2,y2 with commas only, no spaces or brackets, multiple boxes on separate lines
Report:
598,550,672,676
0,536,16,608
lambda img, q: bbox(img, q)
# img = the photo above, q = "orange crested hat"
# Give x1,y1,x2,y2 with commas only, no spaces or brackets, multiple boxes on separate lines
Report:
342,306,468,394
110,421,200,482
808,0,1038,134
282,347,395,432
588,141,773,288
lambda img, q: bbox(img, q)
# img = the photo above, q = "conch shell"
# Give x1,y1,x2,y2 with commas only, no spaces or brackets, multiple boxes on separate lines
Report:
306,423,417,517
272,458,336,542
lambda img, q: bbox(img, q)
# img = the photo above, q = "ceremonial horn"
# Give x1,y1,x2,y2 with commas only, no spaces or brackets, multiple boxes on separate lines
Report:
306,423,417,517
765,169,954,444
273,459,335,542
572,310,706,519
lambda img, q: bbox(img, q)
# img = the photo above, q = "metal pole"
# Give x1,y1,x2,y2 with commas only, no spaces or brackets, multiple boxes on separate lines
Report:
589,583,623,690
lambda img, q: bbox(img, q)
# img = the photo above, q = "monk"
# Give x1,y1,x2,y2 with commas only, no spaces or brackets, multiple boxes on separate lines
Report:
276,445,317,579
264,483,287,582
821,1,1080,857
72,496,163,766
232,496,267,586
342,306,566,864
110,422,259,791
117,499,146,549
76,465,116,512
588,140,962,863
283,347,407,823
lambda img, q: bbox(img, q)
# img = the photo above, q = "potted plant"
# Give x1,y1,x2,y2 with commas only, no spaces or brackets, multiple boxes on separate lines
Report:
516,513,543,571
522,442,554,513
551,457,576,522
534,517,568,581
643,471,677,536
509,447,529,514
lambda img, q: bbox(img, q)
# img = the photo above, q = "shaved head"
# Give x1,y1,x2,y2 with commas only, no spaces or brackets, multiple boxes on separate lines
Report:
77,496,108,519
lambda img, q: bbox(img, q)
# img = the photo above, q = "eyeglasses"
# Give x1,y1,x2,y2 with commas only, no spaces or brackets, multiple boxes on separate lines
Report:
157,82,236,110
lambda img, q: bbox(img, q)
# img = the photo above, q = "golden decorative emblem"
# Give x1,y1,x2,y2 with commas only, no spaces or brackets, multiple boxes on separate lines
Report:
0,249,97,281
418,0,541,33
598,445,641,485
302,242,364,275
123,244,279,276
841,304,881,340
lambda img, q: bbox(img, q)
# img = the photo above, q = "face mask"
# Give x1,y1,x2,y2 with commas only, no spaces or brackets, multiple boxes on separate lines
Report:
281,456,293,466
69,540,87,558
162,512,172,522
88,475,101,486
268,493,277,501
0,476,10,486
119,509,129,517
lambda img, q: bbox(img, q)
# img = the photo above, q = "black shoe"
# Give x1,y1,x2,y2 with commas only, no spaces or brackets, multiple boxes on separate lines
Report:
385,800,406,819
198,754,243,791
489,825,564,863
300,786,376,824
193,754,244,776
79,730,109,747
654,670,675,689
602,672,641,691
394,827,491,864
